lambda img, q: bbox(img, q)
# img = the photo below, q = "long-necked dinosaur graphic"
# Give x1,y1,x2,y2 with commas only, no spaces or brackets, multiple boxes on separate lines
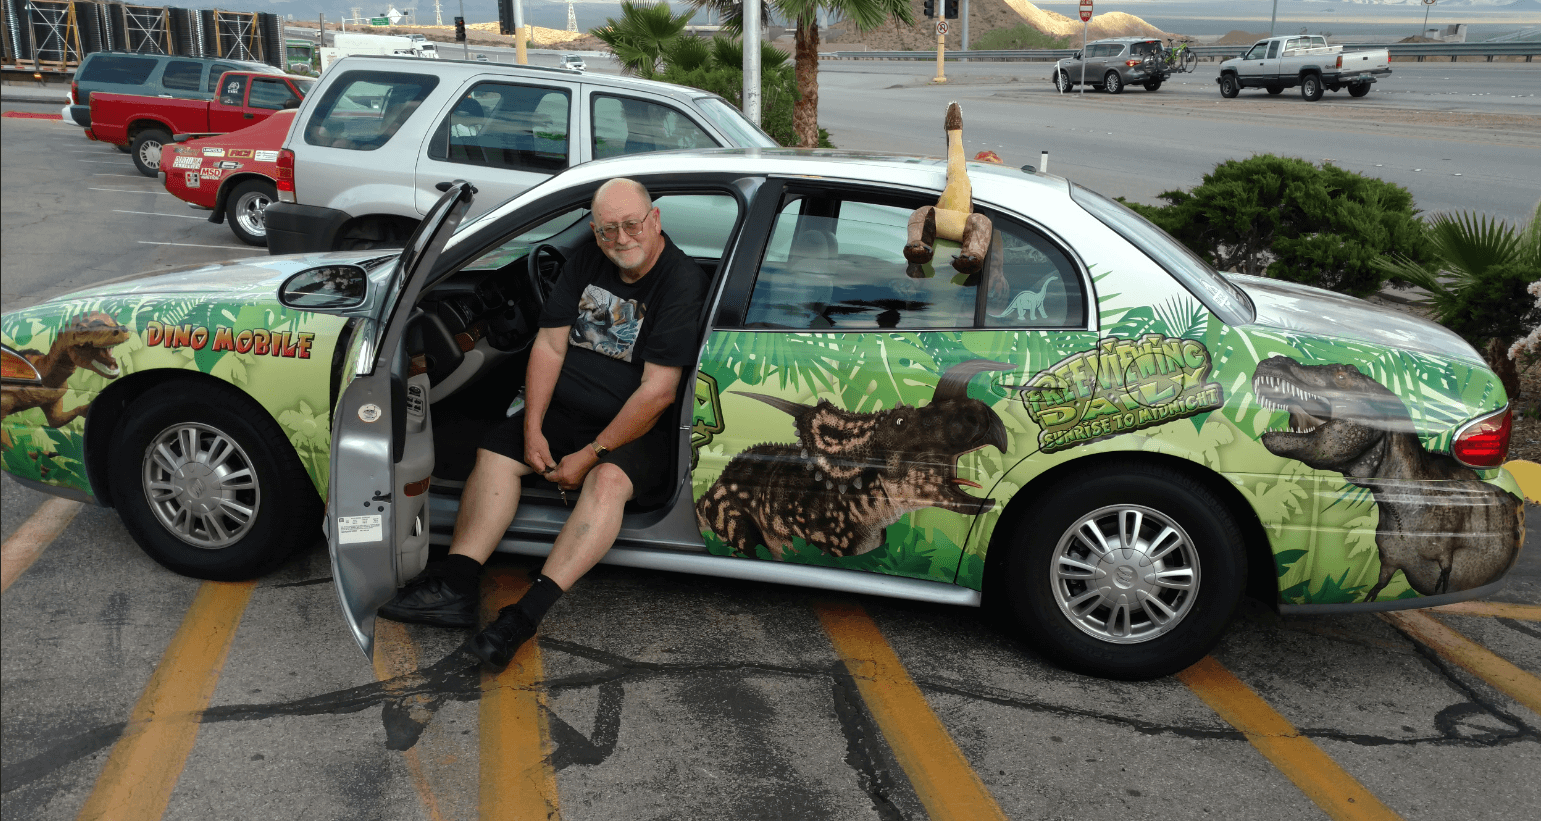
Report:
1254,356,1522,601
697,360,1012,560
992,279,1055,321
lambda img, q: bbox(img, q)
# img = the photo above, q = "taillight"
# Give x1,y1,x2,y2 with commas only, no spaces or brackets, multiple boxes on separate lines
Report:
1452,407,1512,469
1126,60,1140,67
1336,55,1343,69
2,347,42,383
71,80,79,104
276,148,295,202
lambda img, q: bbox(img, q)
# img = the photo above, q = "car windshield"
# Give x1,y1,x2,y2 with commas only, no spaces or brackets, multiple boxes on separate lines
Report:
694,97,778,148
1069,184,1253,326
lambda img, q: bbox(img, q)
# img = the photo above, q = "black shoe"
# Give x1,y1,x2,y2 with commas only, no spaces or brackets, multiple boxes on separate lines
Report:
378,568,478,628
468,606,537,672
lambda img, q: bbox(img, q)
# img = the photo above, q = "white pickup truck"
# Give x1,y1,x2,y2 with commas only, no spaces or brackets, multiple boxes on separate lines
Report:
1217,36,1392,102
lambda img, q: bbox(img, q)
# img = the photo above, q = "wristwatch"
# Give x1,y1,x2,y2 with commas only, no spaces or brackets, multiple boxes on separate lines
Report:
590,440,610,457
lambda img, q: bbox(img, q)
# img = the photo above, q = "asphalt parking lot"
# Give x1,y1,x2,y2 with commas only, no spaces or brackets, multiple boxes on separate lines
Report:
2,87,1540,821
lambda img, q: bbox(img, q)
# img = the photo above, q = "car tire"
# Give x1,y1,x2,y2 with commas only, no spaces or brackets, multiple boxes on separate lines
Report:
335,217,417,251
1055,70,1071,93
1348,82,1371,98
130,128,170,178
996,463,1247,680
1266,85,1284,95
225,179,276,247
109,381,321,581
1143,77,1163,92
1218,73,1240,98
1104,71,1124,94
1301,74,1324,102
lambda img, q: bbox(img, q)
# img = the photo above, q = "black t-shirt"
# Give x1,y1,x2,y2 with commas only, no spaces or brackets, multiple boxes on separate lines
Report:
538,233,706,424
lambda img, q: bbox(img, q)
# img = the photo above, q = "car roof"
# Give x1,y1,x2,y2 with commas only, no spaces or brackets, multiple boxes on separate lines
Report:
1090,37,1160,44
328,55,708,101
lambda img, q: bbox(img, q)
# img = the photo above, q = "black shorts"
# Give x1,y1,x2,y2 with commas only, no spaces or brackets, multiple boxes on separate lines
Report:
479,403,675,507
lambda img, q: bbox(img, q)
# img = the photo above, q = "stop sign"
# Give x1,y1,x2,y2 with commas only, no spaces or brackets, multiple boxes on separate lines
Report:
1080,0,1093,22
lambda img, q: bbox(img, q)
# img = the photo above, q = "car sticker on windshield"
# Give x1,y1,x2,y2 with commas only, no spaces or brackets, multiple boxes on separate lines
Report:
226,149,253,159
171,156,202,170
254,150,278,162
184,171,200,188
202,147,225,157
215,160,242,170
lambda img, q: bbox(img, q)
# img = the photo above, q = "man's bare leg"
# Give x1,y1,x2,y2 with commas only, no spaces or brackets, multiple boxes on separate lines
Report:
448,448,534,563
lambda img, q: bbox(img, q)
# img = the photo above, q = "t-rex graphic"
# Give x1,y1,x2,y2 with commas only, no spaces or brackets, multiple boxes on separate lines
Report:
1254,356,1522,602
696,360,1012,560
1,312,130,436
991,279,1054,321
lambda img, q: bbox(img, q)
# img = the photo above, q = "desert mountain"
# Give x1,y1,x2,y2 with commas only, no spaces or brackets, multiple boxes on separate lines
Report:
824,0,1172,51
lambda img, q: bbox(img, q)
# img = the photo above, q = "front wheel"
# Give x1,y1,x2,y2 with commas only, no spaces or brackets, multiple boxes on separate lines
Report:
1301,74,1324,102
1055,70,1071,93
996,464,1247,680
109,381,322,580
1348,82,1371,98
1104,71,1124,94
1218,73,1240,98
1181,50,1197,73
130,128,170,177
225,179,276,246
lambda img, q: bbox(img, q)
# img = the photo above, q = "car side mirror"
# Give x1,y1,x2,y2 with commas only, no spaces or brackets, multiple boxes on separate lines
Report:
280,265,369,309
1074,51,1082,59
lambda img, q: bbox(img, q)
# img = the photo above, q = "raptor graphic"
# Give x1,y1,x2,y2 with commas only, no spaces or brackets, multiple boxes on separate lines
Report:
1254,356,1522,602
696,360,1012,560
1,311,130,434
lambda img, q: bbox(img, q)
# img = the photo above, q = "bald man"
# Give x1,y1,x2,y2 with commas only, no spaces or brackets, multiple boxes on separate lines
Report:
379,178,707,670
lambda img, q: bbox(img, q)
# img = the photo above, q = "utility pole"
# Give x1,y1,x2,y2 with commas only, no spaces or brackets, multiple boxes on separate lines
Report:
1270,0,1278,37
435,0,443,26
743,0,761,125
961,0,968,51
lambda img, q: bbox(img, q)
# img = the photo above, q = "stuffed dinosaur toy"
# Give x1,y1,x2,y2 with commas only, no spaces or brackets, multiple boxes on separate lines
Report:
903,102,994,277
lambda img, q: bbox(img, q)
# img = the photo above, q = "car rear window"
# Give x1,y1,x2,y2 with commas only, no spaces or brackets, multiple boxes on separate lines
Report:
78,55,158,86
161,61,204,92
304,70,440,151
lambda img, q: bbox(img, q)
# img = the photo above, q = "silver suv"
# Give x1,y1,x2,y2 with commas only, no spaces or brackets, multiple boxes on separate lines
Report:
266,55,776,253
1051,38,1169,94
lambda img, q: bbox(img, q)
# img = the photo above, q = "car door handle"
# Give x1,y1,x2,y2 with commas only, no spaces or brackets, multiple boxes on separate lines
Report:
243,112,254,119
435,180,479,193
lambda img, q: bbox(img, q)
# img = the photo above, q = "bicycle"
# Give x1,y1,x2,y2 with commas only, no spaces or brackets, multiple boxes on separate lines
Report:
1165,39,1198,74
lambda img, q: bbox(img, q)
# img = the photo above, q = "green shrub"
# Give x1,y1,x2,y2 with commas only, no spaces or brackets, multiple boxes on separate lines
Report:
971,24,1071,51
658,37,832,148
1123,154,1433,298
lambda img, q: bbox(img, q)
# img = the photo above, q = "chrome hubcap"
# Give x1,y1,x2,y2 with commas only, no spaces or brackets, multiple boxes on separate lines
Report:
235,191,270,236
142,422,259,549
1050,505,1200,644
140,140,161,169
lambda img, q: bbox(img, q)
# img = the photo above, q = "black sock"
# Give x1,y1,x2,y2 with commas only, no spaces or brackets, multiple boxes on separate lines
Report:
435,554,483,596
508,574,564,624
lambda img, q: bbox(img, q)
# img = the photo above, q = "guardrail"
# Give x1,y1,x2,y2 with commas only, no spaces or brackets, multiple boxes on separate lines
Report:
825,42,1539,64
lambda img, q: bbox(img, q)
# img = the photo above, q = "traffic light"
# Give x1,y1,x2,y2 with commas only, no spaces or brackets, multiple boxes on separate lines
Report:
498,0,514,36
454,16,466,42
923,0,935,19
945,0,959,19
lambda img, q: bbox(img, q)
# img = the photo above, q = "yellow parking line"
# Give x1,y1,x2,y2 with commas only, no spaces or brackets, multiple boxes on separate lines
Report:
77,580,256,821
373,619,449,821
1381,611,1541,715
479,567,560,821
1430,601,1541,621
1,497,82,593
1175,656,1402,821
814,601,1008,821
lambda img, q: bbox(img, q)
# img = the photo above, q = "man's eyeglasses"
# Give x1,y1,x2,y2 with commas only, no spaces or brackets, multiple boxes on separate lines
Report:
593,210,651,242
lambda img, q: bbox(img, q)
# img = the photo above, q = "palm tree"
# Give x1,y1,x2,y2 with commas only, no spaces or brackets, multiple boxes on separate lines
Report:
690,0,913,148
1374,201,1541,398
591,1,697,79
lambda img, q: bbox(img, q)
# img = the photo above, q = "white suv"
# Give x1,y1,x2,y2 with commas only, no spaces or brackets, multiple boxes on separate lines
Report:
559,54,586,72
266,55,772,253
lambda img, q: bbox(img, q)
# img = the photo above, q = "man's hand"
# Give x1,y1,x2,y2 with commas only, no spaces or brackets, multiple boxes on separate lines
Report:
546,447,598,491
524,430,557,475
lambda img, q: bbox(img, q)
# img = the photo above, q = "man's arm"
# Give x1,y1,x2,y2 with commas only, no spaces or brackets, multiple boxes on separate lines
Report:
523,325,569,473
547,361,682,489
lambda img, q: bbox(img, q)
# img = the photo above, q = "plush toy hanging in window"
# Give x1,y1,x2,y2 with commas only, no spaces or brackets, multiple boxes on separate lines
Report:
902,102,994,278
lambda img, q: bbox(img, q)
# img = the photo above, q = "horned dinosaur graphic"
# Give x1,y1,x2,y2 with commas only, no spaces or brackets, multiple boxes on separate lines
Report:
697,360,1012,560
1,312,130,435
1254,356,1522,602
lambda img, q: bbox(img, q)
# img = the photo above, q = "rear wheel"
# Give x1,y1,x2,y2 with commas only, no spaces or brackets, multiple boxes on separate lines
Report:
130,128,170,177
1104,71,1124,94
1266,85,1284,95
225,179,276,246
996,463,1247,680
109,382,321,580
1301,73,1324,102
1218,73,1240,98
1348,82,1371,98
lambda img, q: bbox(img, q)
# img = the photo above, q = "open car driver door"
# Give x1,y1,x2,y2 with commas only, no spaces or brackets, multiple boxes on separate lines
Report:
329,181,474,658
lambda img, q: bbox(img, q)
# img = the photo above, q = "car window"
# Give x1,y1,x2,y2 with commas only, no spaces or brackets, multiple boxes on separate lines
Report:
462,207,591,271
981,219,1086,329
161,61,203,92
694,96,778,148
746,195,976,330
427,81,570,173
217,74,249,106
1267,41,1281,59
206,64,245,94
293,78,315,97
304,70,440,151
657,194,740,259
248,77,299,110
592,94,718,160
78,55,158,86
1245,44,1267,60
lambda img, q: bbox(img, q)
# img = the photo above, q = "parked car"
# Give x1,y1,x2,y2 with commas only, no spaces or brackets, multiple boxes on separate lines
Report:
1,151,1523,680
66,51,282,128
89,71,314,176
559,53,587,72
1051,37,1169,94
263,55,777,255
161,110,293,245
1218,36,1392,101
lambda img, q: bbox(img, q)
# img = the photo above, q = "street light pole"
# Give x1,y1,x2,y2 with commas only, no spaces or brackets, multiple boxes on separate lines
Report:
743,0,761,125
1270,0,1278,37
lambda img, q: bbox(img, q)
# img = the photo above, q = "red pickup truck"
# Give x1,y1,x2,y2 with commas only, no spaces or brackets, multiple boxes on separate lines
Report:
162,109,290,247
87,71,313,177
